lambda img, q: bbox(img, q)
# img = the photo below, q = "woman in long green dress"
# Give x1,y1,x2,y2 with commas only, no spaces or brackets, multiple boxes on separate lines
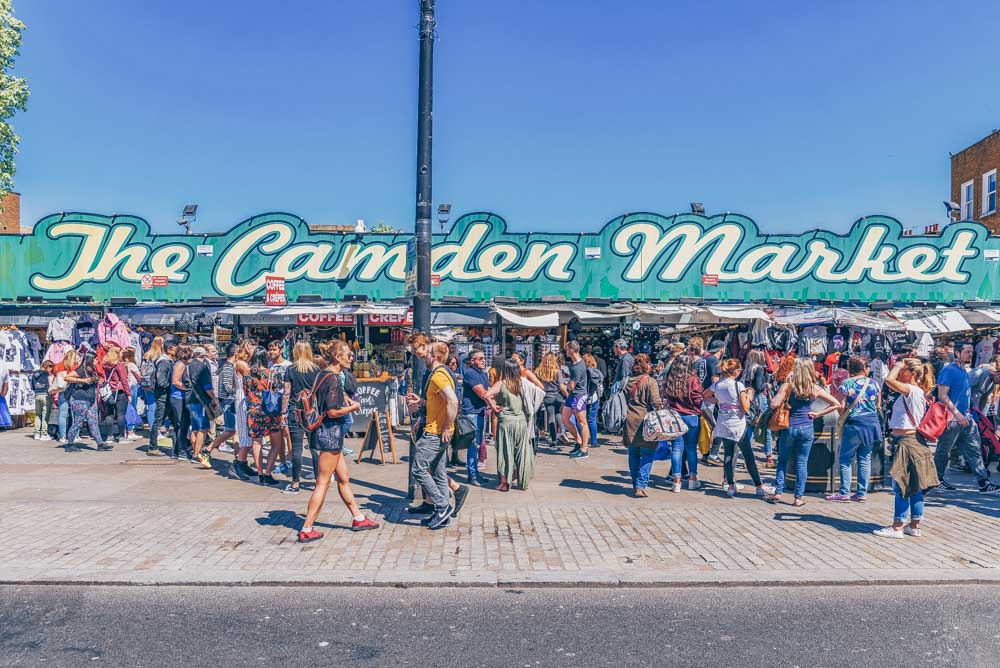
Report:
487,358,534,491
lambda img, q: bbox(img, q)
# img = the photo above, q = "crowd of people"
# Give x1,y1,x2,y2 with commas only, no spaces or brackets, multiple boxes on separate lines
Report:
11,325,1000,543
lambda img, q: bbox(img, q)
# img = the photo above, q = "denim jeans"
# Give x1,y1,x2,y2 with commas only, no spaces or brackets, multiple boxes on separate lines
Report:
465,412,486,480
149,392,168,449
776,424,814,498
628,446,656,489
893,479,924,523
755,394,773,455
587,400,599,446
140,388,156,430
671,414,700,480
934,418,989,484
838,415,881,496
58,392,70,440
412,432,450,512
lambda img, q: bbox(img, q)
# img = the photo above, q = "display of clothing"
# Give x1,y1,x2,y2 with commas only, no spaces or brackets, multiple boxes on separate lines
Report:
0,330,36,372
138,330,154,353
798,325,828,356
97,312,131,350
47,316,75,343
870,358,888,389
73,313,100,347
4,373,35,416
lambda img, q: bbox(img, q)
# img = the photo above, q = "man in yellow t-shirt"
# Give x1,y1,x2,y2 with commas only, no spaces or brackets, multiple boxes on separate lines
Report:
405,336,458,530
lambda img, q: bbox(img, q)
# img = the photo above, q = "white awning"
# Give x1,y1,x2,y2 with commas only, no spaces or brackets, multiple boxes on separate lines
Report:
895,310,971,334
496,307,559,328
971,308,1000,323
705,306,772,322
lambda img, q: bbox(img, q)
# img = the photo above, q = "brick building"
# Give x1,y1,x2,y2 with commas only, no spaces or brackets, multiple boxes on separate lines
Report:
0,192,20,234
951,130,1000,232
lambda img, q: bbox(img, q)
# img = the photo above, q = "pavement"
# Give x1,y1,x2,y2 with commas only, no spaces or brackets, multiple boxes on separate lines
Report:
1,427,999,587
3,584,999,666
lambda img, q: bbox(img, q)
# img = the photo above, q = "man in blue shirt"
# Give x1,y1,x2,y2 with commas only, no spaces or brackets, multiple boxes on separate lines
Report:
934,344,999,493
460,348,490,485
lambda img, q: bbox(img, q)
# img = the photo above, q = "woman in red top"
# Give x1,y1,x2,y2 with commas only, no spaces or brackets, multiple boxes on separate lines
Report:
661,354,703,493
100,345,131,443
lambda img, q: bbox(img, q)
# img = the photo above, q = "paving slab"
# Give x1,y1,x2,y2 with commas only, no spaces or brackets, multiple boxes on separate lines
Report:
1,429,998,587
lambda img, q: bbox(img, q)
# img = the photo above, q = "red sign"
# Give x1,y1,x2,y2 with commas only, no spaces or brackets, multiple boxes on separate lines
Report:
152,275,169,287
140,274,153,290
431,274,441,287
296,313,354,326
265,275,286,306
367,311,414,326
701,274,719,286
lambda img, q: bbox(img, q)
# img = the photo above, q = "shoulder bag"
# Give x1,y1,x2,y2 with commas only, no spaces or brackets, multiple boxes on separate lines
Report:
768,387,790,432
641,377,689,442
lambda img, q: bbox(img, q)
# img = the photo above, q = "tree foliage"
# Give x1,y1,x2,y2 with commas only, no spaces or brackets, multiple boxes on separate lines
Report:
0,0,29,202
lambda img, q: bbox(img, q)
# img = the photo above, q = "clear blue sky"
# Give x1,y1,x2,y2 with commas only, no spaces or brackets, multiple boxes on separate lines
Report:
10,0,998,235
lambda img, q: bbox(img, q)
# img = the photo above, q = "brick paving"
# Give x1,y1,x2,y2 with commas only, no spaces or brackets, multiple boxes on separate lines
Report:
2,429,999,586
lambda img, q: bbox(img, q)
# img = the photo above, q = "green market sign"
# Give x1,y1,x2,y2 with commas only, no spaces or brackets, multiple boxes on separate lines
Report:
3,211,997,304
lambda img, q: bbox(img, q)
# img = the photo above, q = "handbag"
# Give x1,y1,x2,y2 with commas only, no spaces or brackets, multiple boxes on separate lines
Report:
261,370,283,416
768,398,790,431
643,407,689,442
125,401,142,428
901,394,949,444
456,414,477,439
697,415,712,455
98,382,113,402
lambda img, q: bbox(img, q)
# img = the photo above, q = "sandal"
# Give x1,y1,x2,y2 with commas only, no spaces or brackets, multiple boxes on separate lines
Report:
634,488,648,498
792,498,806,507
497,482,509,492
766,495,781,504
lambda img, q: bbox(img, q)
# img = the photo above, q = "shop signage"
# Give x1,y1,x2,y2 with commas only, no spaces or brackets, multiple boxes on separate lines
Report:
196,244,214,257
701,273,719,286
367,311,414,326
584,247,601,259
6,211,999,303
296,313,354,326
264,275,286,306
986,250,1000,262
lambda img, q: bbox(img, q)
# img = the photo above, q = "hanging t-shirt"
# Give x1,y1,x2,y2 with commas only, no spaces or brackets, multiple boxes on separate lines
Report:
47,317,75,343
915,333,934,359
709,377,747,441
798,326,828,356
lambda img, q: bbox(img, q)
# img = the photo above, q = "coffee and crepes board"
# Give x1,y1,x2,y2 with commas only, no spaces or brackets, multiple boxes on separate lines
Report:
357,408,397,464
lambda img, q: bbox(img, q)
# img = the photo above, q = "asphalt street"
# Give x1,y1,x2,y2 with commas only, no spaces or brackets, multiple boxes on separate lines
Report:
2,584,999,666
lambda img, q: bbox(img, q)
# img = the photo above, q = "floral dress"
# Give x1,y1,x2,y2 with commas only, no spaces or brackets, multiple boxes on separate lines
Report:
244,367,281,438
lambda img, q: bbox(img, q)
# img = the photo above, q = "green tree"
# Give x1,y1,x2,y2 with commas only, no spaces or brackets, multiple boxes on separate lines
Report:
0,0,29,205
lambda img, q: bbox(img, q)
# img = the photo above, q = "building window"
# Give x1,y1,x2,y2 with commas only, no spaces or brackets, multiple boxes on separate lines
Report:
961,180,974,220
984,169,997,216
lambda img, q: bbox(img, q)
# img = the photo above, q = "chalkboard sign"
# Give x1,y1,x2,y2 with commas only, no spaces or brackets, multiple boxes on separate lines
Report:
356,408,397,464
353,380,392,433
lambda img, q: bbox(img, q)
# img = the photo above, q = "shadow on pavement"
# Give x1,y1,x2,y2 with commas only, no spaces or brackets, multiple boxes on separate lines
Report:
255,509,336,530
773,511,881,534
559,478,632,496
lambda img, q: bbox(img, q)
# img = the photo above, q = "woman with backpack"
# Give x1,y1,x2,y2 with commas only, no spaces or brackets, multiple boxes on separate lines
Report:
741,349,774,467
874,358,939,539
142,337,171,456
704,358,768,498
826,356,882,503
298,340,378,543
583,354,604,449
536,353,563,444
64,353,110,452
768,357,841,506
100,346,131,445
622,353,663,498
244,347,281,486
169,345,193,460
282,341,323,495
662,354,702,492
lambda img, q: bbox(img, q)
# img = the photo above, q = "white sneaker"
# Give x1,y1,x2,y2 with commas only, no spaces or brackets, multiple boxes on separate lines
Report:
873,527,905,539
903,526,922,537
39,435,52,441
218,443,235,454
760,484,776,496
687,478,701,490
672,481,681,493
33,434,41,440
726,484,737,497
